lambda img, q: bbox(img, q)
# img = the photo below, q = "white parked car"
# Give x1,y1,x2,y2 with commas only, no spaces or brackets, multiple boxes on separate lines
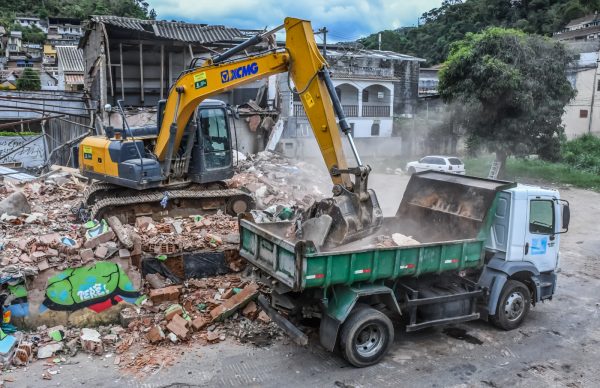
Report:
405,156,466,175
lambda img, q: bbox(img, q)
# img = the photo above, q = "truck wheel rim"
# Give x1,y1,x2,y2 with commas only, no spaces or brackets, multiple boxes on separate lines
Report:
354,323,385,358
504,292,525,321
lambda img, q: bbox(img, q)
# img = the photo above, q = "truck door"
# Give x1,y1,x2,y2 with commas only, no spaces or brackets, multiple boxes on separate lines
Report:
524,196,559,272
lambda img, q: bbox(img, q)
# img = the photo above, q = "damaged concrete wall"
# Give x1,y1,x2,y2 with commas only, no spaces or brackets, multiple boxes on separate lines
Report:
0,136,47,167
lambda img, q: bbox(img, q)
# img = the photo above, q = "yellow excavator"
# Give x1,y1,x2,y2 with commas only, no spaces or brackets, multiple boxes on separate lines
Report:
78,17,382,246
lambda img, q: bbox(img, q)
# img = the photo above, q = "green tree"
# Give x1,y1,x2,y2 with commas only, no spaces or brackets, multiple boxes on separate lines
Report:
438,28,575,177
16,68,41,91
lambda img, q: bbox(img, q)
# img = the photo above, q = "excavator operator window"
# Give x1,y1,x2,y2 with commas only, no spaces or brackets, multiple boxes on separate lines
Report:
198,108,231,170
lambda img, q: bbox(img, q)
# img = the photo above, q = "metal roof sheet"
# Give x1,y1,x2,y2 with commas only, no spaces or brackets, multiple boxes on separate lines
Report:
89,15,245,43
56,46,84,73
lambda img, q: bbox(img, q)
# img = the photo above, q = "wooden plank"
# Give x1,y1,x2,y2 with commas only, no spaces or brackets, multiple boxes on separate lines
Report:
139,43,144,103
120,43,125,101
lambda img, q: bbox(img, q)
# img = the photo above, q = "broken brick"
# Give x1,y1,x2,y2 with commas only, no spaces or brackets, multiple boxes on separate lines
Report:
191,317,208,331
222,288,235,300
135,216,153,231
149,286,181,304
94,245,108,258
206,331,220,342
39,233,60,245
171,313,189,328
79,248,94,261
80,328,104,355
210,283,259,321
257,311,271,324
167,319,189,340
37,259,50,272
146,325,165,344
164,304,184,321
118,248,131,259
242,301,258,320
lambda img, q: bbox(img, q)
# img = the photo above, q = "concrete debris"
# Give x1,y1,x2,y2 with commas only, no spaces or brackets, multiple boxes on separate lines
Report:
0,192,31,216
80,328,103,355
37,343,63,359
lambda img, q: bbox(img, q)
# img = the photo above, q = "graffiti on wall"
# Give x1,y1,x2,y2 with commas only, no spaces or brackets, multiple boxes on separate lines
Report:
0,136,47,167
4,284,29,318
39,262,140,314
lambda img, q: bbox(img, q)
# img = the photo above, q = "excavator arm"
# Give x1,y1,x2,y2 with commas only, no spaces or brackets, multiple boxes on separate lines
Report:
154,17,382,246
155,17,354,190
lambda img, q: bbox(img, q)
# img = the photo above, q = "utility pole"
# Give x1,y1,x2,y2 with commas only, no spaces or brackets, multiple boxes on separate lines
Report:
378,33,382,51
317,27,328,59
590,52,599,133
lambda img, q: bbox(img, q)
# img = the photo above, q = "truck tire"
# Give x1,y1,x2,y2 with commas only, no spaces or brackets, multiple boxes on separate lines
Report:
490,280,531,330
339,306,394,367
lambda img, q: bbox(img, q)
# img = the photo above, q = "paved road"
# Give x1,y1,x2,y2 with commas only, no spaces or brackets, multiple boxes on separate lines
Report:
5,174,600,387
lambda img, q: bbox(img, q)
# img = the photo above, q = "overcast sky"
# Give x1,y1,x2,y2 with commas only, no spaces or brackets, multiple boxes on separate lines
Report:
147,0,444,41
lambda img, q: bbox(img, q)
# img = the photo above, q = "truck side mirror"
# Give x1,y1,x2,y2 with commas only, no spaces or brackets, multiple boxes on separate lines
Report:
556,199,570,234
561,203,570,232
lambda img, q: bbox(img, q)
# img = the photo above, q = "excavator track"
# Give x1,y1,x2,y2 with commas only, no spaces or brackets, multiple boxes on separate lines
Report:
88,187,254,223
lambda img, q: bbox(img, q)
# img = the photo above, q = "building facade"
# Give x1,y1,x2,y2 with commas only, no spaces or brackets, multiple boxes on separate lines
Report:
563,51,600,138
277,47,423,160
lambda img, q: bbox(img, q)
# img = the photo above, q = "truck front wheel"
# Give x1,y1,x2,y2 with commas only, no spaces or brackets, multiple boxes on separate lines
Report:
491,280,531,330
339,306,394,367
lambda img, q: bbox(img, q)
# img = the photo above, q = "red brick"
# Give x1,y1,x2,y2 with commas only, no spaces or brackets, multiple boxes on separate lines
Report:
171,313,189,328
257,311,271,324
164,304,184,321
79,248,94,261
39,233,60,245
242,301,258,320
166,319,189,340
221,288,235,299
210,283,259,321
94,245,108,258
146,325,165,344
191,317,208,331
149,286,181,304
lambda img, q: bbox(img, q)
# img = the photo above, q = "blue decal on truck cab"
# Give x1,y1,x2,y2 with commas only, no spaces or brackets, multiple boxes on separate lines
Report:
531,237,548,255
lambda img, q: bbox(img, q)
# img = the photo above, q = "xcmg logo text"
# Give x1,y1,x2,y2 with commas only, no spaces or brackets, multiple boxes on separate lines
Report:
221,62,259,83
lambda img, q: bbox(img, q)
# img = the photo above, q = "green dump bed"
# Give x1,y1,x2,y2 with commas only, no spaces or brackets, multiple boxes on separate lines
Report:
239,172,514,292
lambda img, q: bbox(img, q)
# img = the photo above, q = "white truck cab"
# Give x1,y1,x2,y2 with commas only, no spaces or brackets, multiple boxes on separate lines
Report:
479,184,570,330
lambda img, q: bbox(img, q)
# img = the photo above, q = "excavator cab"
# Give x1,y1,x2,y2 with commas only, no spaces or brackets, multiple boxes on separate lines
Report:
187,100,235,183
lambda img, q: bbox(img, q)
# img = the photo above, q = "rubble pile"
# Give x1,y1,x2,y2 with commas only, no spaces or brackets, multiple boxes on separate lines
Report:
230,151,331,209
0,161,304,377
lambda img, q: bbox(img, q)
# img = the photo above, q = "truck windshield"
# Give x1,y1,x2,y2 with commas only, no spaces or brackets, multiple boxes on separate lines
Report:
529,200,555,234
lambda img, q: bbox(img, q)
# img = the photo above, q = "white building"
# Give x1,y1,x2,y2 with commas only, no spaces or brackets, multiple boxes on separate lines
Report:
15,16,47,33
277,47,423,160
563,51,600,138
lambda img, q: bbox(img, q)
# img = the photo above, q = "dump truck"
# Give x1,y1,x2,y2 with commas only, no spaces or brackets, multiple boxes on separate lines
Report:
239,171,570,367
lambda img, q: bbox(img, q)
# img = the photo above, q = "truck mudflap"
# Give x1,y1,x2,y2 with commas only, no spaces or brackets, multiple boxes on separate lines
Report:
319,284,401,352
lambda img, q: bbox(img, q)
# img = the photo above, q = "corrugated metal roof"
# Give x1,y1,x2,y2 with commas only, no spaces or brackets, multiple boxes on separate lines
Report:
89,15,245,43
56,46,84,73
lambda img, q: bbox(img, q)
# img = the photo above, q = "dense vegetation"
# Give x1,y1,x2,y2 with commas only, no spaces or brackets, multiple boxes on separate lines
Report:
360,0,600,64
0,0,155,29
438,27,575,176
562,134,600,174
16,68,41,91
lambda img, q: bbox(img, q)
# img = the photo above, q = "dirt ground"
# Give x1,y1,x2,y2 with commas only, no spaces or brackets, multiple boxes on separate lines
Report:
4,173,600,388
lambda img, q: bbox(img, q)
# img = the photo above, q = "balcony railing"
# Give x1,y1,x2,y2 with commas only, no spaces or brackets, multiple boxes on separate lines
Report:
331,66,394,79
362,105,390,117
293,103,359,117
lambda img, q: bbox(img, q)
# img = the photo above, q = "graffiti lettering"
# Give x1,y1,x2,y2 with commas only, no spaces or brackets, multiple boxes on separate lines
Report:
77,283,109,301
0,136,46,167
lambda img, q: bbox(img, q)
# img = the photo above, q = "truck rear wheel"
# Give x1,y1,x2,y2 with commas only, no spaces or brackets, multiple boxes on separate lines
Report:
491,280,531,330
339,306,394,367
